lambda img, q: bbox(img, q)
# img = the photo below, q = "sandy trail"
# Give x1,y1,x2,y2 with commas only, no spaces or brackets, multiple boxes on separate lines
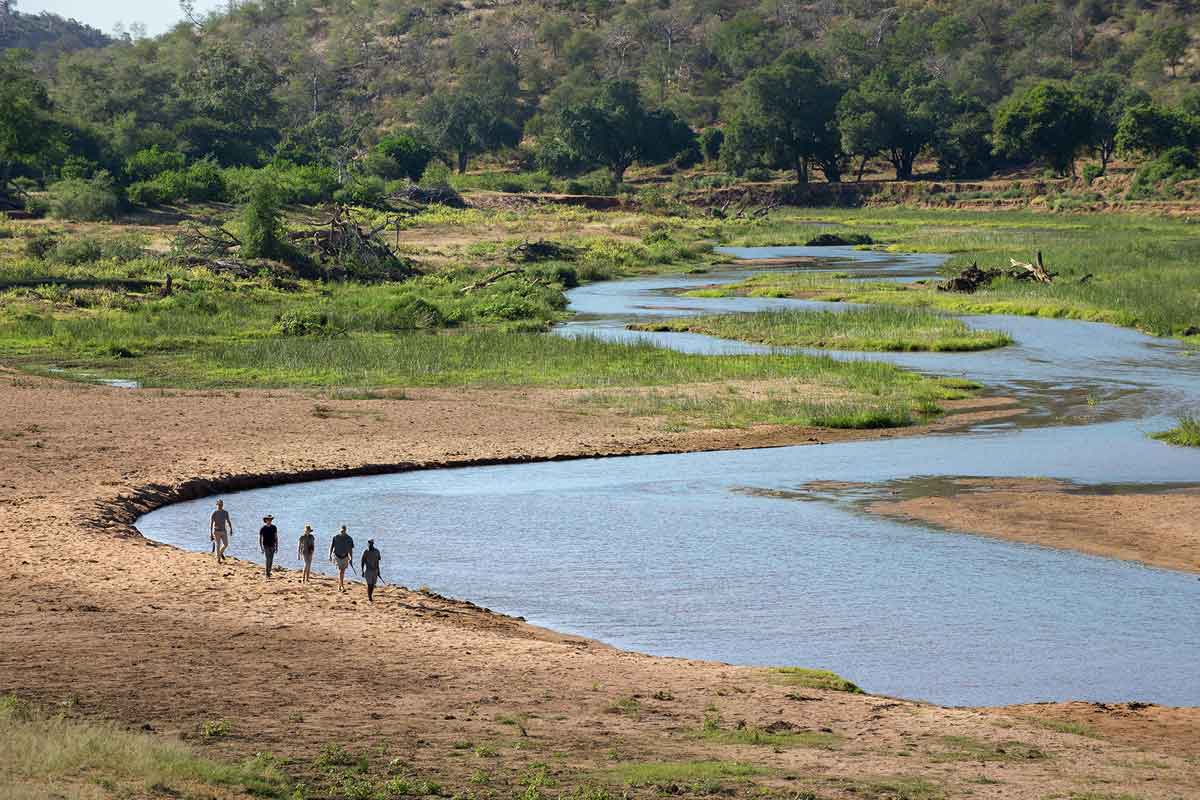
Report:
1,371,1197,799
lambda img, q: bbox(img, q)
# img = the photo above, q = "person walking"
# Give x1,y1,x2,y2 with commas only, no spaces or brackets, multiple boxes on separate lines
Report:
297,525,316,583
259,515,278,578
361,540,382,602
209,500,233,564
329,525,355,592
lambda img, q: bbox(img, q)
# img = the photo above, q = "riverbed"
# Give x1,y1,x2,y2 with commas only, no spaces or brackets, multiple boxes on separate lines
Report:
137,246,1200,707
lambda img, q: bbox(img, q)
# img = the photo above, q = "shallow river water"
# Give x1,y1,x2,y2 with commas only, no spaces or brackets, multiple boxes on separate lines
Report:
138,246,1200,707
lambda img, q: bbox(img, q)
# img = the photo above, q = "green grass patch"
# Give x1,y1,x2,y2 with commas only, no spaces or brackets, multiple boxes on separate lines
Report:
609,760,763,789
1151,414,1200,447
929,735,1049,763
1025,717,1102,739
700,725,840,749
824,775,943,800
719,208,1200,340
0,694,291,799
767,667,863,693
631,307,1012,352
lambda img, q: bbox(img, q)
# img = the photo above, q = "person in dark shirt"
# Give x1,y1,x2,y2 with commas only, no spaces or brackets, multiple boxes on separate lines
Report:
329,525,355,592
259,515,279,578
360,540,382,602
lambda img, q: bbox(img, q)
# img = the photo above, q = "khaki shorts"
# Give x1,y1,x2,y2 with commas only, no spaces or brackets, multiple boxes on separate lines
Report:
212,530,229,547
335,555,351,570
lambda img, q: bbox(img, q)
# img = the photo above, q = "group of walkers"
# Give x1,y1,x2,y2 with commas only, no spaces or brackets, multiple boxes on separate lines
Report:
208,499,385,600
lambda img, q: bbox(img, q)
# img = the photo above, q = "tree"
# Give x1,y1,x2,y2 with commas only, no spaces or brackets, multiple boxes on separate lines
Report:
699,128,724,163
373,132,436,182
836,68,944,181
722,51,843,184
418,90,520,173
992,82,1093,176
1115,103,1200,158
1071,72,1150,173
0,51,57,196
1151,24,1190,77
555,80,694,183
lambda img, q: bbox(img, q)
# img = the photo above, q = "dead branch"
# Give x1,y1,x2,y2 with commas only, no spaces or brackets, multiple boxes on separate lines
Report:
1009,251,1054,283
461,268,525,293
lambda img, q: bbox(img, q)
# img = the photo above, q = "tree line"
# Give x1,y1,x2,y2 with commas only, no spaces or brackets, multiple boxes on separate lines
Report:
2,0,1200,210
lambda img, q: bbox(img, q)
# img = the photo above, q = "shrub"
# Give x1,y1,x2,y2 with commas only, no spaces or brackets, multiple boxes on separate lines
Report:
274,308,337,336
225,164,339,205
700,128,725,162
378,295,445,330
23,233,59,260
127,159,227,206
1081,162,1103,185
45,174,120,221
535,137,590,178
1129,147,1200,198
125,146,187,181
334,175,388,209
239,179,287,260
48,237,103,264
374,132,437,181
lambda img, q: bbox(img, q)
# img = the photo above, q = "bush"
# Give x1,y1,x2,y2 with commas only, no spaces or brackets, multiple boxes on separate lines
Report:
239,179,287,260
45,174,120,221
535,137,590,178
1081,162,1104,185
374,132,437,181
127,159,227,207
23,233,59,260
125,146,187,181
700,128,725,162
334,175,388,209
225,164,339,205
274,308,337,336
378,295,445,330
1129,147,1200,198
48,237,103,265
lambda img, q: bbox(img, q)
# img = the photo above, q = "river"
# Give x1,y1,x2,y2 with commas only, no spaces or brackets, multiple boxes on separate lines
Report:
137,246,1200,707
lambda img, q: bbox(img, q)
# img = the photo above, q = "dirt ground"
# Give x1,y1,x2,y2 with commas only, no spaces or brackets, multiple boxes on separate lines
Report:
1,371,1198,799
867,477,1200,574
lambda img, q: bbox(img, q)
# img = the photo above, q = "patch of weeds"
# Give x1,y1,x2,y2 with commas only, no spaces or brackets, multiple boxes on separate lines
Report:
1151,414,1200,447
652,690,674,701
1026,717,1101,739
825,775,943,800
930,735,1048,763
609,761,764,793
383,775,443,796
495,712,529,736
767,667,862,693
607,696,641,717
200,718,232,739
313,742,367,773
698,716,840,750
474,744,498,758
469,769,492,785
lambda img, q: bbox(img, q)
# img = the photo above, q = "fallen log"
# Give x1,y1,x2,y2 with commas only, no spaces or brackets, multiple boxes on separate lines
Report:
1009,251,1054,283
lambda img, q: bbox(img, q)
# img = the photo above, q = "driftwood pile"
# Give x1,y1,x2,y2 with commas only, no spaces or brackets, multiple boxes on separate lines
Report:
390,183,465,208
508,239,577,263
938,251,1056,293
286,206,418,281
174,205,417,282
707,195,781,220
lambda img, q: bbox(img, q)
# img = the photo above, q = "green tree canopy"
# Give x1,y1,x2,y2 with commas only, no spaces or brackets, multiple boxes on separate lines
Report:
722,51,843,184
555,80,695,183
992,82,1093,176
418,90,521,173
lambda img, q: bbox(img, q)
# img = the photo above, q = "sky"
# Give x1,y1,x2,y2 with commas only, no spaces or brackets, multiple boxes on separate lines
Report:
20,1,227,37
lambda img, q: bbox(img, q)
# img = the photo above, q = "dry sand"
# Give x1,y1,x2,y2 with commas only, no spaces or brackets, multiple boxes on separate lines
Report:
867,477,1200,574
1,371,1197,799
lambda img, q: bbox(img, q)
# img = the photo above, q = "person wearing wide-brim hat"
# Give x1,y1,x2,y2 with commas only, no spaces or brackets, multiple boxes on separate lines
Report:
259,515,279,578
297,524,316,583
360,539,383,602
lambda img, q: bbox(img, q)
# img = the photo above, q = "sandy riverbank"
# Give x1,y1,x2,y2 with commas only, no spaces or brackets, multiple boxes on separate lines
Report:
866,477,1200,574
1,370,1197,799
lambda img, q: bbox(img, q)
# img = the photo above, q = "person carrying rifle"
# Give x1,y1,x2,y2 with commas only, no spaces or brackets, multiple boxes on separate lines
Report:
361,540,383,602
329,525,355,593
